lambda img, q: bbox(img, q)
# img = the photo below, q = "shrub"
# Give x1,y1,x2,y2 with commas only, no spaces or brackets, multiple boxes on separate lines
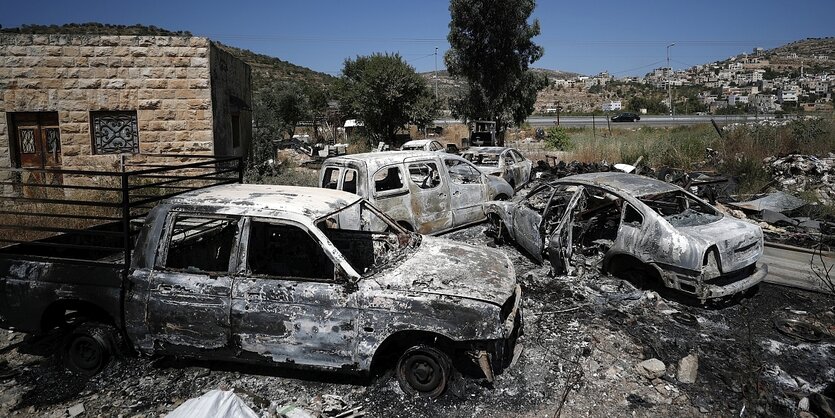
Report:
544,126,573,150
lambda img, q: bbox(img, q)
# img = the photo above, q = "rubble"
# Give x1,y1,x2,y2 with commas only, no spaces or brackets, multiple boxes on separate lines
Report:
637,359,667,380
67,403,85,417
676,354,699,384
765,153,835,205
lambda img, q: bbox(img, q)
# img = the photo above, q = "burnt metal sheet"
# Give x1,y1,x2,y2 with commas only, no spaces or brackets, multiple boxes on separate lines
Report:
727,191,807,213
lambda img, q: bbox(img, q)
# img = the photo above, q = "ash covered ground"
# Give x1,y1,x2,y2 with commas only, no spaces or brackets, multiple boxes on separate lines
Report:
0,225,833,418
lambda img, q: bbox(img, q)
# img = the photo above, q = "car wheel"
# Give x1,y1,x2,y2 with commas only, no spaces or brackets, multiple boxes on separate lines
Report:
61,322,115,376
396,345,451,398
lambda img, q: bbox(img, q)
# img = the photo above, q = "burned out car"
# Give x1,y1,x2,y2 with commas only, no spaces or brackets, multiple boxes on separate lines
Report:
484,172,767,300
0,184,522,398
462,147,533,191
320,151,514,235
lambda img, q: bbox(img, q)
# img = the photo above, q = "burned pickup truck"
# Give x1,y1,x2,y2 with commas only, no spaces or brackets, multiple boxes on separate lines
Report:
484,172,767,300
0,164,521,398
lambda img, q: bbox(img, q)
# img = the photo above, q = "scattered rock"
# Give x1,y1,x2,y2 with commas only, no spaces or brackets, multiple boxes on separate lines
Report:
677,354,699,384
636,359,666,379
67,403,85,417
799,396,809,411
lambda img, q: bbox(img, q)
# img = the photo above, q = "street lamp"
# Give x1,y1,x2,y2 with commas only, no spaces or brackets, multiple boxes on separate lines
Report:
667,43,675,116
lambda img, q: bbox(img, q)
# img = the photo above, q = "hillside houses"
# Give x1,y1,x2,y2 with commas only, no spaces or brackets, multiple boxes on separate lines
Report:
642,45,834,114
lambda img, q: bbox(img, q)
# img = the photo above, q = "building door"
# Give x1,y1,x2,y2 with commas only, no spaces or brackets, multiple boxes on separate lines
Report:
10,112,62,170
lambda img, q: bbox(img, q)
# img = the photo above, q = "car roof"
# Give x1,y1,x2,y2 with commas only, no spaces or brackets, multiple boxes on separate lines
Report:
555,172,679,196
325,151,459,172
465,146,508,154
165,184,362,220
402,139,433,146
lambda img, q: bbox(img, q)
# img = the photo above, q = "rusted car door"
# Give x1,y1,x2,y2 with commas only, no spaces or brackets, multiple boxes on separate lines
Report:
403,157,453,234
511,185,553,262
145,213,241,351
546,187,586,274
368,164,412,229
443,158,487,226
231,219,359,368
510,149,532,185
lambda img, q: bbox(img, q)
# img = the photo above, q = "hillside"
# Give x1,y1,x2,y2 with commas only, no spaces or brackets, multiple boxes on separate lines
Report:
0,23,335,92
421,67,585,111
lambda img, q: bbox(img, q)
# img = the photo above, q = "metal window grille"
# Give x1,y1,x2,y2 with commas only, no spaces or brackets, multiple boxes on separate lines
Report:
19,129,36,154
92,112,139,154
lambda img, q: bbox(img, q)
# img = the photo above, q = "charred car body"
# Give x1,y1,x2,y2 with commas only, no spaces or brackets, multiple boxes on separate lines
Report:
319,151,514,235
0,184,522,397
484,172,767,300
462,147,533,191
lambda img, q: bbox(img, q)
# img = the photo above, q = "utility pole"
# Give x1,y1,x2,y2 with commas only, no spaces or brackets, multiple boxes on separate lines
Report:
434,47,438,99
667,43,675,117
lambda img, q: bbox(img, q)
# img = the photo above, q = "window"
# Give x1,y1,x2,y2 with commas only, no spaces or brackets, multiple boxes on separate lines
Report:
317,201,415,275
408,162,441,189
429,141,442,151
503,152,517,165
342,169,358,194
164,215,239,273
511,150,525,162
247,222,334,280
444,159,481,185
91,111,139,154
231,113,241,149
623,204,643,227
373,165,405,194
322,167,340,189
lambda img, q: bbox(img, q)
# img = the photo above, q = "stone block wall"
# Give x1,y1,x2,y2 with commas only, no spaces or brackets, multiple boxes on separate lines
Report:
0,34,250,172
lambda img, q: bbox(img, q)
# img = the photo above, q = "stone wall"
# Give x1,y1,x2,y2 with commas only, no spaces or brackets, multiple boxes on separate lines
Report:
0,34,246,171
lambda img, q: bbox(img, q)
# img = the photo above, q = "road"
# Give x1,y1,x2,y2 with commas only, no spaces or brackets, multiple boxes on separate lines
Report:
435,114,782,128
762,242,833,294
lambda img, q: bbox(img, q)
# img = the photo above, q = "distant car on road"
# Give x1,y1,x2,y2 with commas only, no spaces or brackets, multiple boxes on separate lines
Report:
462,147,532,191
611,112,641,122
401,139,445,152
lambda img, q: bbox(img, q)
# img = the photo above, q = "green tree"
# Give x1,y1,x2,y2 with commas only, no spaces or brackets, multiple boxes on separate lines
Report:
254,81,310,141
337,53,436,143
445,0,548,135
627,96,668,115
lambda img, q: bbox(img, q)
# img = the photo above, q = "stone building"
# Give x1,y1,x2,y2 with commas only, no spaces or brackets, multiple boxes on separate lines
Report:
0,34,252,173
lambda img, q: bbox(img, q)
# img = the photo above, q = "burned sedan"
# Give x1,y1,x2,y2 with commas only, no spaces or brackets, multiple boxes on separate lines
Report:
484,172,767,300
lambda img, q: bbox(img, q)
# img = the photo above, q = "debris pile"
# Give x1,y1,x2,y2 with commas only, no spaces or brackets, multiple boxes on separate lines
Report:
765,154,835,206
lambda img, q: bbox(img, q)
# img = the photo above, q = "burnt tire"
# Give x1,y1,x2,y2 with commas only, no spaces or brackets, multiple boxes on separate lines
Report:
396,345,451,398
61,322,114,376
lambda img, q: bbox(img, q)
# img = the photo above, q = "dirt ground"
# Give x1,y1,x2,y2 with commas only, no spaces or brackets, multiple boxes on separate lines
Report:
0,224,833,418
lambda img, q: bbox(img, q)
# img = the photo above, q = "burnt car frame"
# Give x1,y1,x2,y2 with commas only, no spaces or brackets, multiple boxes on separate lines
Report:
462,147,533,191
0,184,522,398
484,172,767,300
319,151,514,235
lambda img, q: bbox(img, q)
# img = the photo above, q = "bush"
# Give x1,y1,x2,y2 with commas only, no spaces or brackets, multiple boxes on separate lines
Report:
544,127,572,150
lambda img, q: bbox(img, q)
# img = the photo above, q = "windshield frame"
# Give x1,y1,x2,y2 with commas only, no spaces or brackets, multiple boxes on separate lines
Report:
316,199,419,277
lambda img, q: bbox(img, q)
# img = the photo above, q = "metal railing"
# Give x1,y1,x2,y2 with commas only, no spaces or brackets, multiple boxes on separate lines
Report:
0,155,243,269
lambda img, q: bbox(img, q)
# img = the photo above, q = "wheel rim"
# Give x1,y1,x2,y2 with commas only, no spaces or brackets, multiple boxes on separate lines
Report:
69,335,103,372
402,353,443,393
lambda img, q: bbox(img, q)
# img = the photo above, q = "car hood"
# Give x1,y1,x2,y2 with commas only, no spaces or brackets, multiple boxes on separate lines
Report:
374,236,517,306
676,215,763,272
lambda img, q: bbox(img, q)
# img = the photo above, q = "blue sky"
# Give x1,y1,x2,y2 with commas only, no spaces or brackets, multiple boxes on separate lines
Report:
2,0,833,77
